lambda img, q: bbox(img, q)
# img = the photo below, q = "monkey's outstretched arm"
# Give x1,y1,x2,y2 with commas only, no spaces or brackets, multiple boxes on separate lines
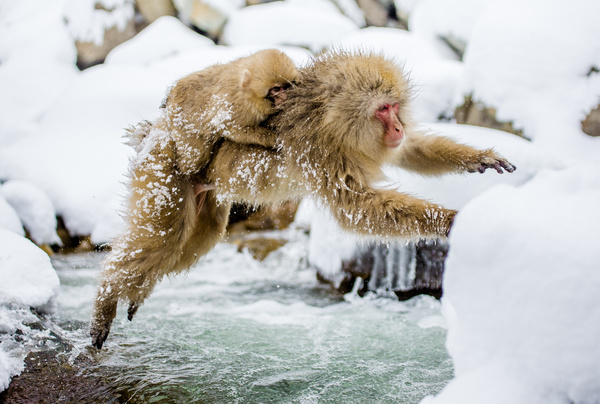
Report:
319,174,456,240
394,131,516,176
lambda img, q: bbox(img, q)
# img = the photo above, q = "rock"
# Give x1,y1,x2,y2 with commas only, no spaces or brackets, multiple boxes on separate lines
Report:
0,351,119,403
582,104,600,137
246,0,277,5
235,237,287,261
74,3,137,69
455,95,525,138
174,0,243,38
356,0,398,27
322,239,448,300
136,0,177,23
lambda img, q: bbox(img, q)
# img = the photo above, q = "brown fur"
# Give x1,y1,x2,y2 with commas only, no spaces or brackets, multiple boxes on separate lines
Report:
90,51,515,349
207,51,514,241
90,50,298,349
162,48,299,178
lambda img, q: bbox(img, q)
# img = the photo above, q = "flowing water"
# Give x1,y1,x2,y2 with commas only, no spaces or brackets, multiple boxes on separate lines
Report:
49,230,453,403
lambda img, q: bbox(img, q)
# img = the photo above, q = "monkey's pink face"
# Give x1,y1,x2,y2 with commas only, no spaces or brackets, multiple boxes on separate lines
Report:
375,102,403,148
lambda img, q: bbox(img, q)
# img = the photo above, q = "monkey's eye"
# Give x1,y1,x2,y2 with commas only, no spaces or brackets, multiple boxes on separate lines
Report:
271,86,282,92
378,104,390,112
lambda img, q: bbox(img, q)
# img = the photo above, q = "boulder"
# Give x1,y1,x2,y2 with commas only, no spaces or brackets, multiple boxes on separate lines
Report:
323,239,448,300
136,0,177,23
454,95,525,138
582,104,600,137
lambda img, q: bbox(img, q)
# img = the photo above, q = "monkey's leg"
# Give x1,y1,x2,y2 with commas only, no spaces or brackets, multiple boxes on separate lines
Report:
172,191,232,271
91,135,198,348
396,132,516,176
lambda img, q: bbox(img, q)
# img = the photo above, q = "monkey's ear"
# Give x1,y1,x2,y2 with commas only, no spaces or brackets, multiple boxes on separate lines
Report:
241,69,252,88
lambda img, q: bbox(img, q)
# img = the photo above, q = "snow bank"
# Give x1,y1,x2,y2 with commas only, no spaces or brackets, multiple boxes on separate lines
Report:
409,0,494,57
0,229,60,313
457,0,600,162
105,16,215,66
221,1,359,51
0,229,60,392
421,163,600,403
0,195,24,236
337,28,463,122
63,0,134,45
0,64,171,243
0,0,78,144
1,181,61,246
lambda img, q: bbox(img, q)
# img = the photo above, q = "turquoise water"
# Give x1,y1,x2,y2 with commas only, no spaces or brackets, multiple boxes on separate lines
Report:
51,232,452,403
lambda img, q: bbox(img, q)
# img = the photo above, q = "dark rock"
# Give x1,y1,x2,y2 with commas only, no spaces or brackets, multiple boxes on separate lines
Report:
455,95,526,138
323,239,448,300
235,237,288,261
0,351,119,404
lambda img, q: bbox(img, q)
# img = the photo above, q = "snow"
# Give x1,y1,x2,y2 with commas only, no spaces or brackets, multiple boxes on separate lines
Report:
421,163,600,404
409,0,494,56
105,16,215,66
63,0,134,45
456,0,600,163
1,0,600,400
221,1,360,52
1,181,61,246
0,229,60,391
0,230,60,313
0,194,24,236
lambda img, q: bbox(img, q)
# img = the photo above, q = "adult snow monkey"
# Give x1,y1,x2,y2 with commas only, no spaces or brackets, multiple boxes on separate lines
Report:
90,49,298,349
206,51,515,241
91,50,515,349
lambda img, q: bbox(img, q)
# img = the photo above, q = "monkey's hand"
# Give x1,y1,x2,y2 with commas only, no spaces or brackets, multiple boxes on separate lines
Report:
466,151,516,174
90,318,112,349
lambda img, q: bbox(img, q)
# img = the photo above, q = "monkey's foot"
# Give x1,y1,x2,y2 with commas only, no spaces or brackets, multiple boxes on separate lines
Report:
90,318,112,349
127,301,140,321
468,156,516,174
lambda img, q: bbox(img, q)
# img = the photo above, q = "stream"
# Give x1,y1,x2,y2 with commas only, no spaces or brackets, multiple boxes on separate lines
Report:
48,230,453,403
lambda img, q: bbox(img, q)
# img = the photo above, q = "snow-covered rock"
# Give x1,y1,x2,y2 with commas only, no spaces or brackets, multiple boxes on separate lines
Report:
422,163,600,404
1,181,61,246
105,16,215,66
221,1,359,51
456,0,600,163
409,0,494,58
0,195,24,236
0,64,171,243
0,230,60,392
0,229,60,314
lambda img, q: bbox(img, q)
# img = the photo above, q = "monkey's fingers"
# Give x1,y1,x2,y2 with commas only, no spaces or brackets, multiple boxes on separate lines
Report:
127,302,139,321
499,160,516,173
90,321,112,349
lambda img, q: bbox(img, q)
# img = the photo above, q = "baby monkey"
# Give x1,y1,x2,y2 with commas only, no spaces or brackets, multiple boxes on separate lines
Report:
161,48,298,211
90,49,299,349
